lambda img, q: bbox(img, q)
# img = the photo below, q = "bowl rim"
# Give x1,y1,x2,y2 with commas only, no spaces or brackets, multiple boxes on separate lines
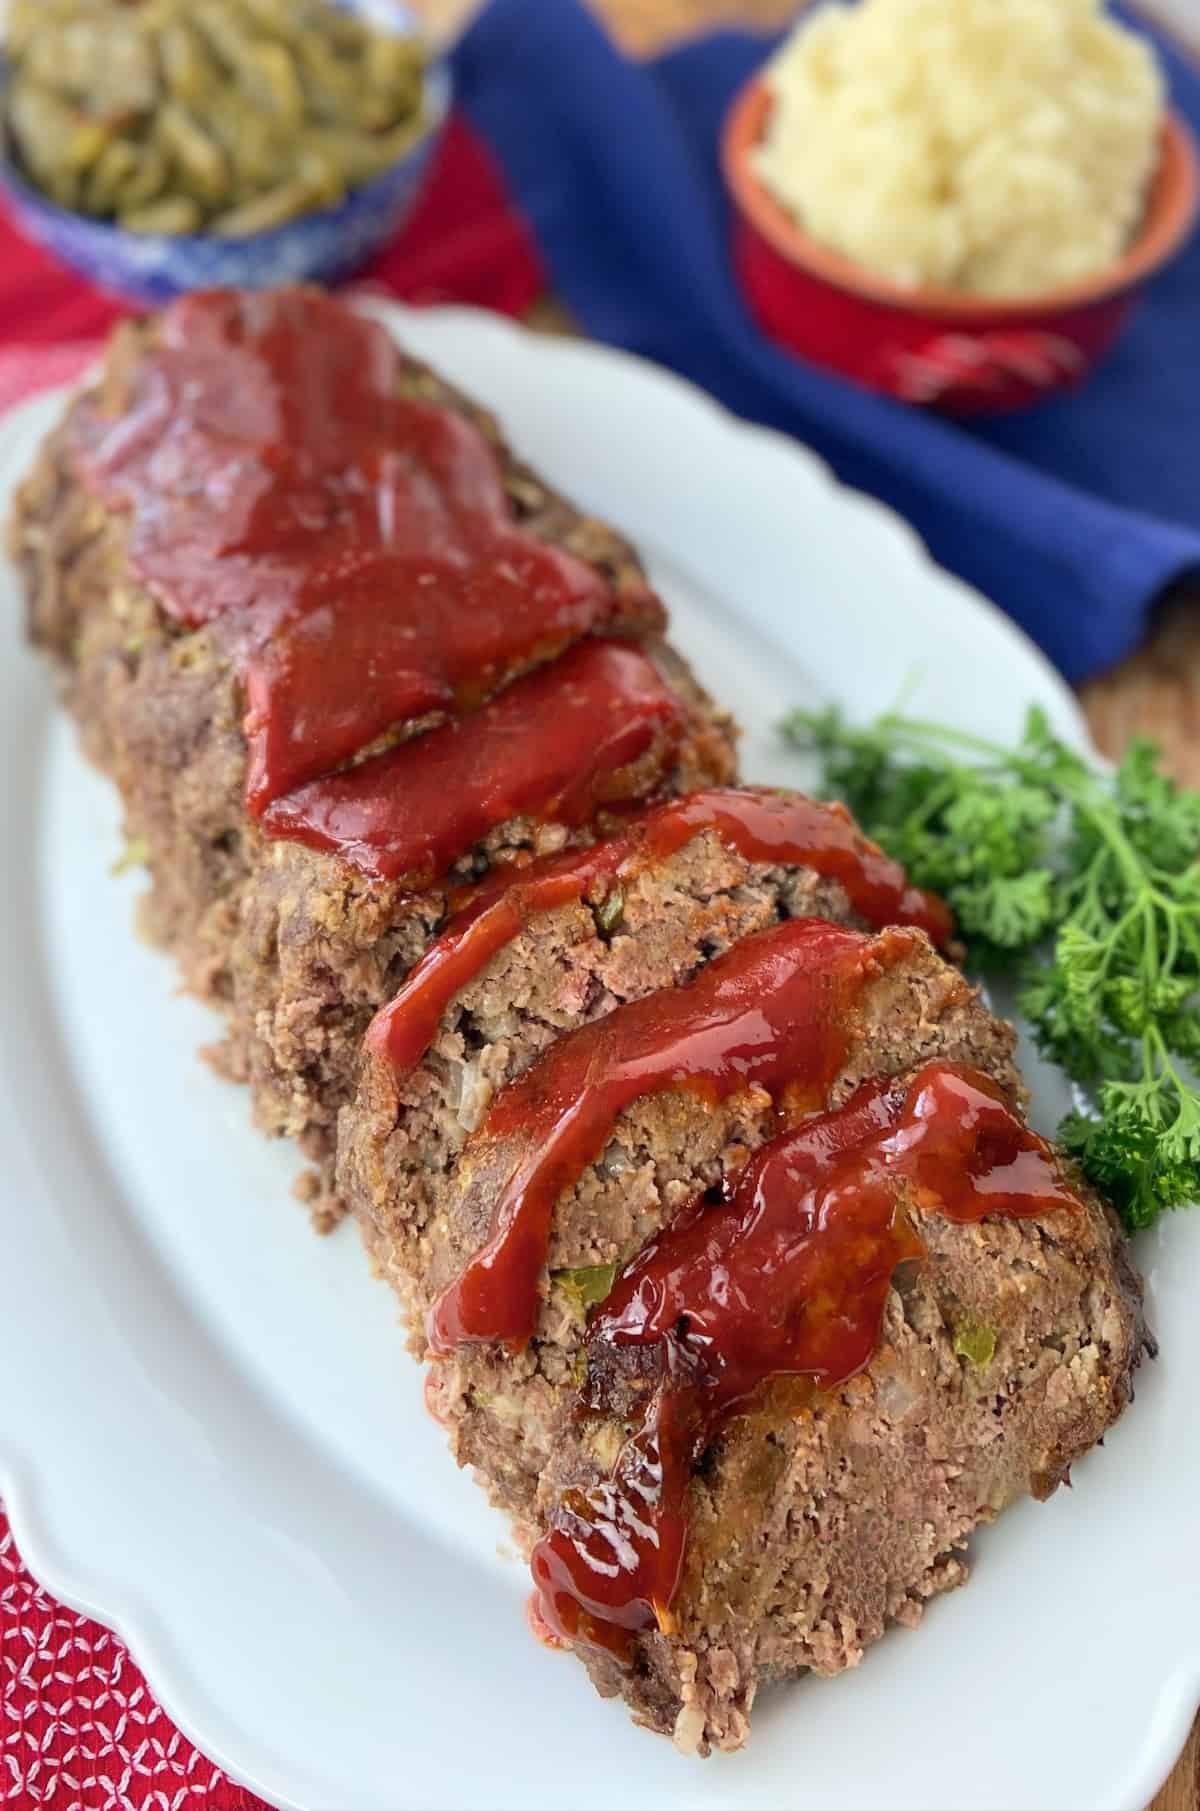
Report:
722,75,1200,321
0,25,451,255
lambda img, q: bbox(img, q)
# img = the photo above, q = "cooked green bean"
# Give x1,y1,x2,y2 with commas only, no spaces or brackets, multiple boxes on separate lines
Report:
192,2,292,108
91,136,168,216
157,100,229,207
208,173,326,239
159,22,221,111
21,25,91,98
119,194,203,235
10,2,91,62
240,0,334,41
295,0,372,56
63,117,114,177
207,98,291,201
300,147,348,212
115,141,169,212
234,0,289,28
303,119,426,188
189,1,255,72
14,85,114,200
365,32,425,102
84,138,142,214
26,18,159,117
4,0,428,236
293,33,365,126
8,83,84,207
241,42,306,133
361,39,424,131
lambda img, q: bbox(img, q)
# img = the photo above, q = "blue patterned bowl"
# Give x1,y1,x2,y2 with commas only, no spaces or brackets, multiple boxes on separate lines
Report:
0,1,451,305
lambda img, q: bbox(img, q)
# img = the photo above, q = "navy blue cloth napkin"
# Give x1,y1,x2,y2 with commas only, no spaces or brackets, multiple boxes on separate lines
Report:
451,0,1200,684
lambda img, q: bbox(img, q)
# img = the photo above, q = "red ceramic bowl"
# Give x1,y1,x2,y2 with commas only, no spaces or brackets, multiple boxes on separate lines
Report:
723,77,1200,415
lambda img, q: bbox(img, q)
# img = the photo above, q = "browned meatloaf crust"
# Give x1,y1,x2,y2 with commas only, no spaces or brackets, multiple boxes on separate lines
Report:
342,907,1146,1752
10,320,736,1201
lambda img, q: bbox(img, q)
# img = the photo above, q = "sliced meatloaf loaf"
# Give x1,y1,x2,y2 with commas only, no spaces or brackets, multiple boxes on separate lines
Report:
342,915,1145,1752
10,293,736,1192
14,288,1148,1757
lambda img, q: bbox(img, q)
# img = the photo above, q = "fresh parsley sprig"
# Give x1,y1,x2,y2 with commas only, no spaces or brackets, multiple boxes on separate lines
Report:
780,704,1200,1232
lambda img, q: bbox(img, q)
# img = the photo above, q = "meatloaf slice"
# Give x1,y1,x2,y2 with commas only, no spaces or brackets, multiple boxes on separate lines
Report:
342,924,1144,1751
10,310,736,1195
574,1172,1143,1753
342,822,893,1287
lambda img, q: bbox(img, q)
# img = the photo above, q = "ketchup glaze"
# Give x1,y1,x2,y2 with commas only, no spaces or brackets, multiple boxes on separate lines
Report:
531,1062,1081,1658
428,919,922,1353
366,786,952,1077
262,638,684,886
73,289,664,814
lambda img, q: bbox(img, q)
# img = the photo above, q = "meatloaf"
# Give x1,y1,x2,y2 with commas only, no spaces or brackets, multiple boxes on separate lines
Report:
13,287,1148,1754
343,912,1144,1752
11,291,735,1202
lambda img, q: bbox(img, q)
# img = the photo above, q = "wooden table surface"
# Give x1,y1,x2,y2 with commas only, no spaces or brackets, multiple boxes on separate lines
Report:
415,1,1200,1800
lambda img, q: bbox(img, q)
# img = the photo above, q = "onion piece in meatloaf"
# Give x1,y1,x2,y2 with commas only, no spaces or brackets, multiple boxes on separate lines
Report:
9,297,736,1199
342,913,1146,1753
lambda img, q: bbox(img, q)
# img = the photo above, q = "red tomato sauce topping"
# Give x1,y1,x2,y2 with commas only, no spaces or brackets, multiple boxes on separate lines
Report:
531,1062,1080,1658
261,638,684,885
428,919,921,1353
73,289,664,815
366,785,951,1077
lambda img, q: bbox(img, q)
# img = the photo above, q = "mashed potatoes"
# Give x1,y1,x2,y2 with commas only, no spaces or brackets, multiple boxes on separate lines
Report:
753,0,1165,297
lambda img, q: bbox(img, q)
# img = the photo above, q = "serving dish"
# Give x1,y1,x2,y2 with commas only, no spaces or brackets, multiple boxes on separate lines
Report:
722,77,1200,414
0,1,451,304
0,302,1196,1811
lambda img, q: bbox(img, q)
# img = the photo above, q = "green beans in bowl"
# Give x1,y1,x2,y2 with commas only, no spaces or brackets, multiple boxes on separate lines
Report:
0,0,450,301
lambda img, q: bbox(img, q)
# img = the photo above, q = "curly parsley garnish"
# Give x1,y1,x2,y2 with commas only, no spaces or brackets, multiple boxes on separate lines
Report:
781,704,1200,1232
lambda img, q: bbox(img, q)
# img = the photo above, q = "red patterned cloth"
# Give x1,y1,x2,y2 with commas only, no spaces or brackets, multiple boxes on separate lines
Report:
0,112,539,1811
1,1516,268,1810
